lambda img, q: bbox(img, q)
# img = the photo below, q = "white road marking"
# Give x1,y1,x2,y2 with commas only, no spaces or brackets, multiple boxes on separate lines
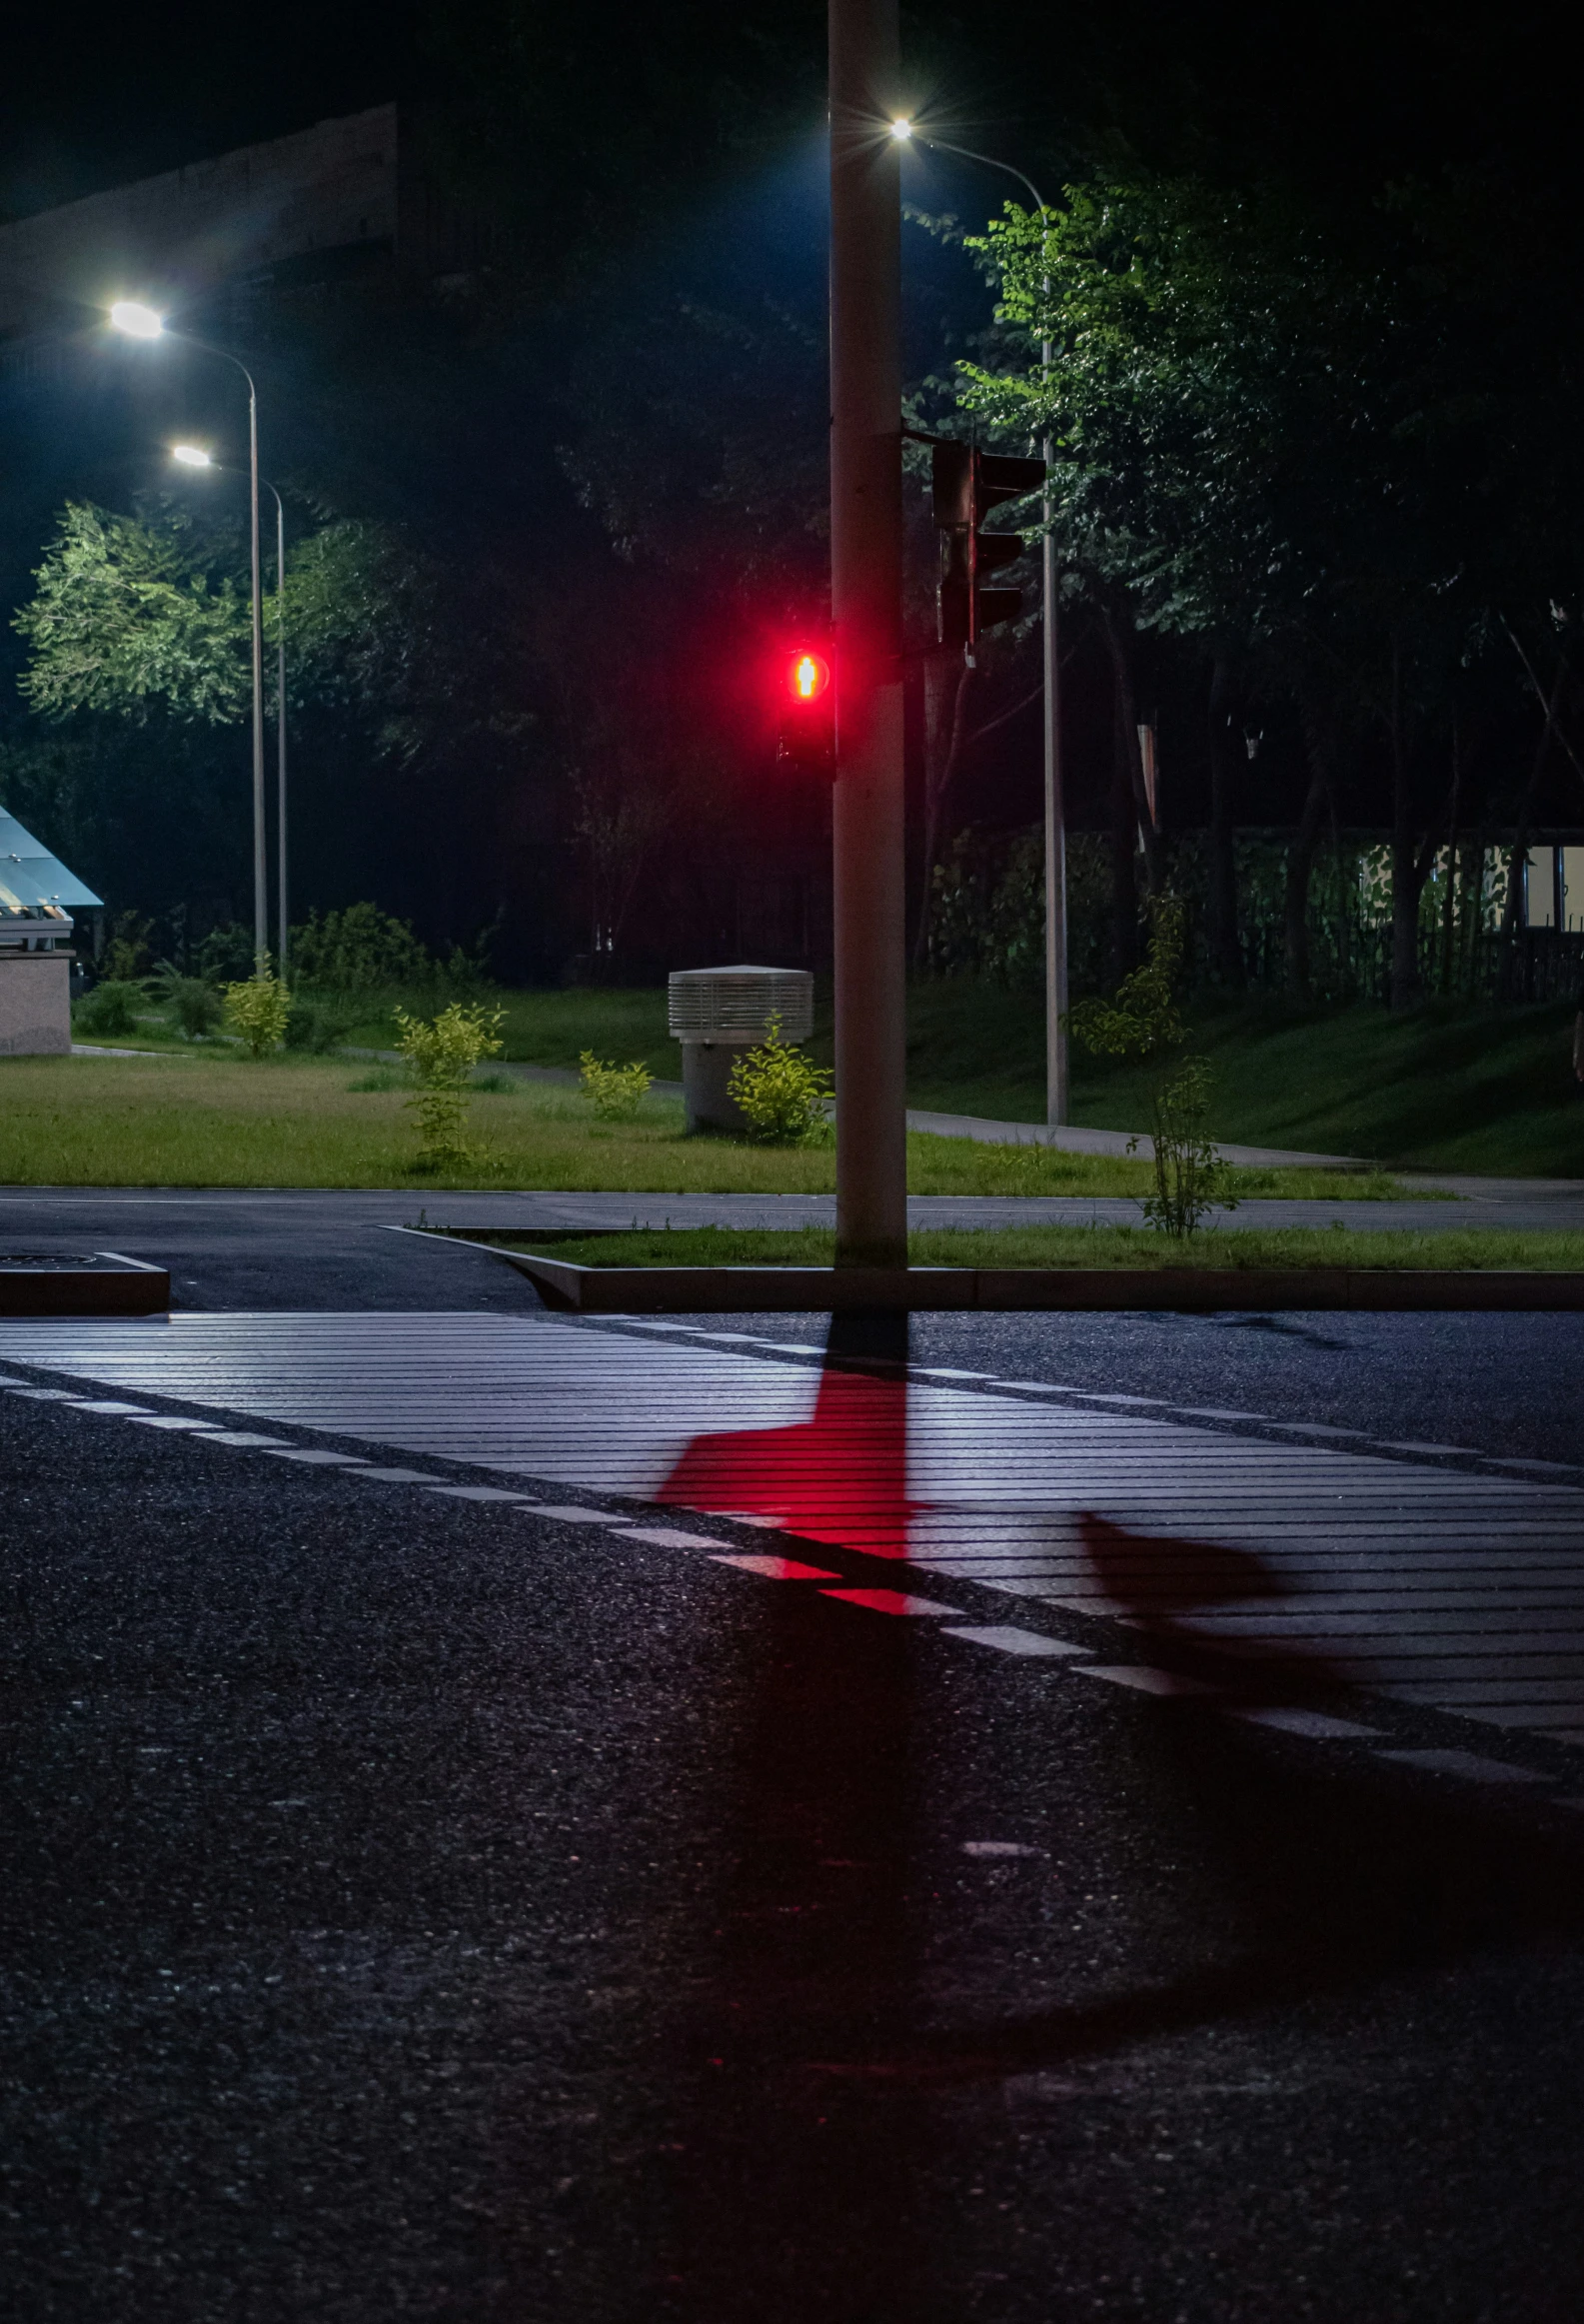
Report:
1376,1748,1550,1785
620,1525,734,1548
1073,1666,1217,1697
1235,1706,1382,1739
820,1588,960,1616
519,1503,632,1523
124,1415,225,1431
941,1626,1088,1657
262,1448,369,1465
3,1311,1582,1749
709,1553,842,1579
425,1483,535,1502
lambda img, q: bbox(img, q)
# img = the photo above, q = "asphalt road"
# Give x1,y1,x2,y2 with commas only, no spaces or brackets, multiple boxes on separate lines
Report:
6,1179,1584,1323
3,1194,1584,2320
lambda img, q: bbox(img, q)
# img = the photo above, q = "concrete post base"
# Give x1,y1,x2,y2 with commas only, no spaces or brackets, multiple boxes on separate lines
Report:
0,952,73,1056
681,1039,756,1135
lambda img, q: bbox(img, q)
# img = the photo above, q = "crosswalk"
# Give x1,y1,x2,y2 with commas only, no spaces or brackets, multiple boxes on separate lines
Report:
3,1309,1584,1747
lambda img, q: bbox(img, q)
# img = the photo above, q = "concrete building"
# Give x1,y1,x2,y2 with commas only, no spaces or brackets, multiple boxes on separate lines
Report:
0,102,491,363
0,808,101,1056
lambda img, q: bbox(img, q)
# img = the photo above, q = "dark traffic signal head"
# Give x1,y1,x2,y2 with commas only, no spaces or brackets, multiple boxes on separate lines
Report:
930,443,1045,650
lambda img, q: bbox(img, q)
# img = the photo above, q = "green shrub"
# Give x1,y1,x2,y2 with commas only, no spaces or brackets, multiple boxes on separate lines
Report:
153,969,223,1039
73,980,143,1037
291,902,432,993
195,924,257,984
578,1051,653,1122
1129,1055,1239,1239
727,1015,833,1145
394,1001,505,1165
101,912,154,983
223,972,292,1059
1068,896,1186,1060
284,997,355,1054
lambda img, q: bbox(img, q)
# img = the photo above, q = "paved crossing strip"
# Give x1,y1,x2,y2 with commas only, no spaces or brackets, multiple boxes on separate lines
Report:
4,1314,1584,1752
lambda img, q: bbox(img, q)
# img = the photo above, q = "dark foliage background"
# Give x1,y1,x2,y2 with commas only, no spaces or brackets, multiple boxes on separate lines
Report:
2,1,1581,992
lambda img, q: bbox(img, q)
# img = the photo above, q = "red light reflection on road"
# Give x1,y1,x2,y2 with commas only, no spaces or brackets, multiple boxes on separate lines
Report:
657,1323,1350,1704
657,1336,917,1559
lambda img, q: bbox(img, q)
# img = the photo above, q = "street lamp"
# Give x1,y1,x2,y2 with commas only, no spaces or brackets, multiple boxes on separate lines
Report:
170,447,291,979
110,303,269,975
893,130,1069,1128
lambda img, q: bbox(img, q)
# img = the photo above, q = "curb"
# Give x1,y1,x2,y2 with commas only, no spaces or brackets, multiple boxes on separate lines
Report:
480,1248,1584,1315
0,1251,170,1315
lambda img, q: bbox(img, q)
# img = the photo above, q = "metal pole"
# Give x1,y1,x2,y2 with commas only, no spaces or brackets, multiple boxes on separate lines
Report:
275,492,288,981
918,138,1067,1127
1041,408,1067,1125
829,0,907,1267
247,382,267,974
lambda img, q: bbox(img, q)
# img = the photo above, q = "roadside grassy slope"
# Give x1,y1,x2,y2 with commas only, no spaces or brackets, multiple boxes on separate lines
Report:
0,1051,1406,1194
897,985,1584,1174
503,1223,1584,1270
72,978,1584,1176
337,983,1584,1171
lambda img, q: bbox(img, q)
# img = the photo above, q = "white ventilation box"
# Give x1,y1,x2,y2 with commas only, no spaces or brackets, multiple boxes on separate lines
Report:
667,966,815,1132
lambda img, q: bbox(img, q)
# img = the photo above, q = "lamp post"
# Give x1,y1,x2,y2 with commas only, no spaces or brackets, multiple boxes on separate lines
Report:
829,0,908,1268
885,136,1068,1128
111,303,269,975
172,447,290,979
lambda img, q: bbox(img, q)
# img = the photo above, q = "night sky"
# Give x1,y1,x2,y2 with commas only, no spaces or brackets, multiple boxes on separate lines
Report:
0,3,417,221
5,2,1572,227
3,0,1579,959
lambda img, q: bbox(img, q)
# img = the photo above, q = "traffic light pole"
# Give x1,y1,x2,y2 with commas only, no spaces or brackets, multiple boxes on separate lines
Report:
829,0,907,1267
1041,422,1068,1126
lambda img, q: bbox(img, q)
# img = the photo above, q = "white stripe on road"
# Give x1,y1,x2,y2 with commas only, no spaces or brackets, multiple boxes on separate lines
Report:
4,1309,1584,1747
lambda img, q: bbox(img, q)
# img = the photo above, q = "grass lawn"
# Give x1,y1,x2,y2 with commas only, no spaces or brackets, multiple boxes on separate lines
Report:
321,981,1584,1175
59,975,1584,1179
1,1048,1412,1195
499,1223,1584,1271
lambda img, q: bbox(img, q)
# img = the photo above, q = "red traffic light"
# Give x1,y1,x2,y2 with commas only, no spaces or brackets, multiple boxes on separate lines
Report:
778,646,834,772
785,649,831,704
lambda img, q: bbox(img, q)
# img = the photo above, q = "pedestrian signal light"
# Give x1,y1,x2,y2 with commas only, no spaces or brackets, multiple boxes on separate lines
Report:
786,650,830,703
778,647,834,771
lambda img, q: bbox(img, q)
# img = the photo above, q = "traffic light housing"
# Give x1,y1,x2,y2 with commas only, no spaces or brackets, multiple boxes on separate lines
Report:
778,646,834,771
931,442,1045,649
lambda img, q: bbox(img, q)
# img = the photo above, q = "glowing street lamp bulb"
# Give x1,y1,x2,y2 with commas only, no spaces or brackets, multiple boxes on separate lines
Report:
889,118,912,141
171,444,213,466
110,300,164,338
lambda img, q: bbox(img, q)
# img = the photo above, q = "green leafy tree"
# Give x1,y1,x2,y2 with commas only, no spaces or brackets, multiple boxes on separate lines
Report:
957,171,1584,1008
14,501,421,731
15,503,253,725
